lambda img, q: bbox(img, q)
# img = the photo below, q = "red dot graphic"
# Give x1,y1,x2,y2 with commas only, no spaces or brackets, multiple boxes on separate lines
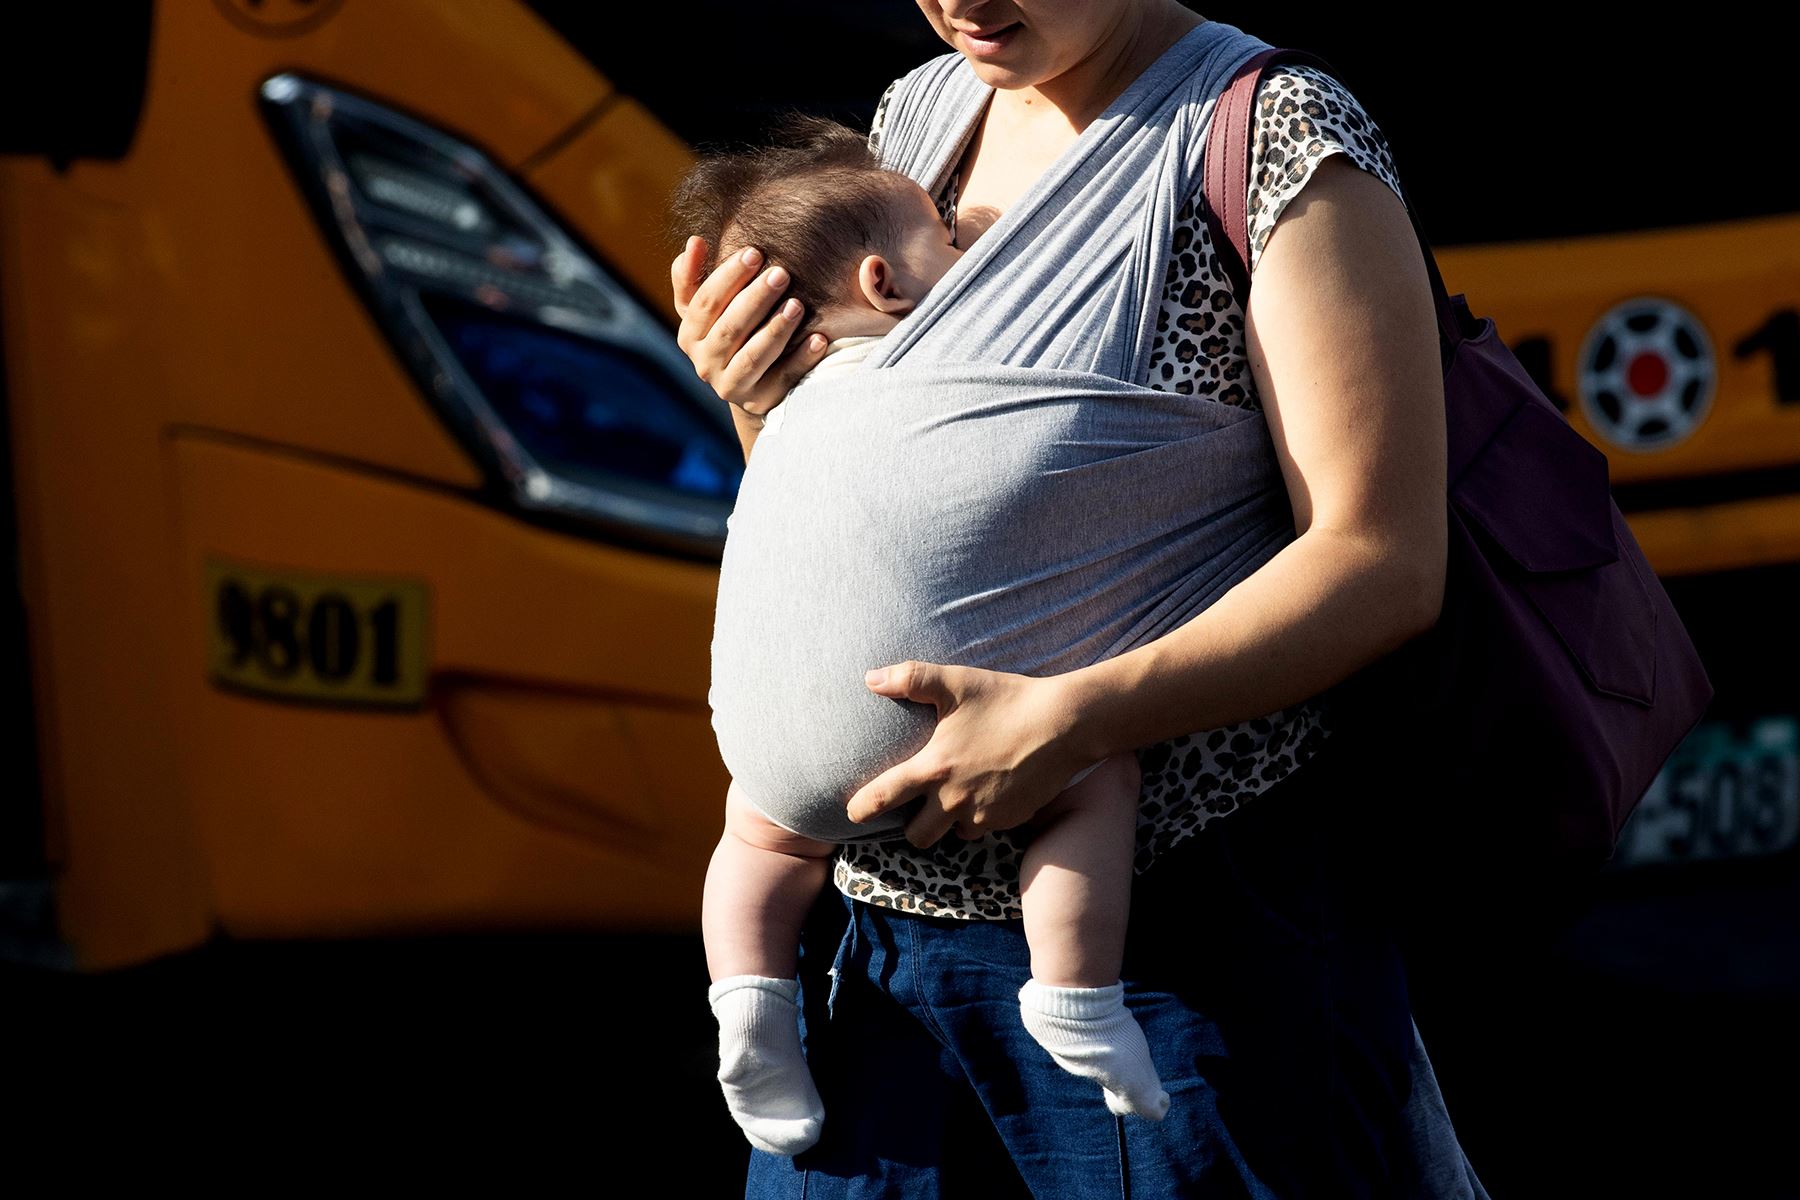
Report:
1626,351,1669,399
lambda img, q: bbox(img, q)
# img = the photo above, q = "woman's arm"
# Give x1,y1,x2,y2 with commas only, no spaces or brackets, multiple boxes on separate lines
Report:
1060,154,1447,762
727,394,766,464
845,154,1446,846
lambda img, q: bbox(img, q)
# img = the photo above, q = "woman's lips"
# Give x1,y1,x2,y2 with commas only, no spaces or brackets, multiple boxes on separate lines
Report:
959,21,1021,57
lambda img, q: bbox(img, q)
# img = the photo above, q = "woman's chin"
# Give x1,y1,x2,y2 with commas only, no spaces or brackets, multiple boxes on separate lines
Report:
963,60,1040,90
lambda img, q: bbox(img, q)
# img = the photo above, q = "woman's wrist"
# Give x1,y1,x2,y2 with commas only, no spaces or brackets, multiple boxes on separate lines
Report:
1053,654,1146,767
1052,528,1436,764
729,402,766,463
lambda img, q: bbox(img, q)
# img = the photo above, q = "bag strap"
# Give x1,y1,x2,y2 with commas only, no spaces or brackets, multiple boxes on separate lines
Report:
1201,46,1465,371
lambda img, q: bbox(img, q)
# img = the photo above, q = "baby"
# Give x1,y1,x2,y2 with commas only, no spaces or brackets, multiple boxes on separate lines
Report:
670,113,1170,1157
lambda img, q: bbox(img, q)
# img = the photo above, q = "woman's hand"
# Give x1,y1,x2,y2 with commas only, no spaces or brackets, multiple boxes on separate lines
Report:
844,661,1100,849
670,235,831,417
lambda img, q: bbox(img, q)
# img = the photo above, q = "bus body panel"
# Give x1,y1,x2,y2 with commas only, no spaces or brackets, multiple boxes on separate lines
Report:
1441,213,1800,486
174,433,722,938
0,1,709,968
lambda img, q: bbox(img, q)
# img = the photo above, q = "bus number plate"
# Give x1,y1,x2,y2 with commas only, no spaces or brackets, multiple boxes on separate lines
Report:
1611,716,1799,868
205,559,429,707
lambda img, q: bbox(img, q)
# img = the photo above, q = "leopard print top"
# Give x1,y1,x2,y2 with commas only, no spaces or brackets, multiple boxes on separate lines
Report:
834,62,1407,920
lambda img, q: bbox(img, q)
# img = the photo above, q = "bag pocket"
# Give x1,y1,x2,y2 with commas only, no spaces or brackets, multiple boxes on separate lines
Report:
1450,397,1658,706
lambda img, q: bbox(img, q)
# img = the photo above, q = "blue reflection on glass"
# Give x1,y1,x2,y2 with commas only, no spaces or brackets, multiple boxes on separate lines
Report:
426,297,742,501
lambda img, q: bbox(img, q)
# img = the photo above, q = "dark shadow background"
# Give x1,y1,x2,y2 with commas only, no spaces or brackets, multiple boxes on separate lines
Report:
534,1,1795,246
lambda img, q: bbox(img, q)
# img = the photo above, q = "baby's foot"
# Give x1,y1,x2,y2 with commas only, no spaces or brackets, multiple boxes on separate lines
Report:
708,975,826,1155
1018,978,1171,1120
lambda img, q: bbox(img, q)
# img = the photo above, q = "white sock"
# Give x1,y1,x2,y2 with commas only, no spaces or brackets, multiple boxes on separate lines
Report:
708,975,826,1155
1018,978,1171,1120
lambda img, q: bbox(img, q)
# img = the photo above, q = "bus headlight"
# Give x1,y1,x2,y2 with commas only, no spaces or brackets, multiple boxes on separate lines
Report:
259,73,741,557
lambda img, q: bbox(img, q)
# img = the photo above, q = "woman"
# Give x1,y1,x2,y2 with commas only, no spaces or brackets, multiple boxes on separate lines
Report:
672,3,1486,1195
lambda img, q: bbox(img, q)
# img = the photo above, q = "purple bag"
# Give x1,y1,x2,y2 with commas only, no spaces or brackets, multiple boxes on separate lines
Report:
1200,46,1715,889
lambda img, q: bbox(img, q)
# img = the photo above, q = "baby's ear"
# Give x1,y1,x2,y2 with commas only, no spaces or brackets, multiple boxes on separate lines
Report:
856,254,910,313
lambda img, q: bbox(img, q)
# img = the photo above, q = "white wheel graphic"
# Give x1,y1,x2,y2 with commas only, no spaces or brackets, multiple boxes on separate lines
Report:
1577,296,1714,451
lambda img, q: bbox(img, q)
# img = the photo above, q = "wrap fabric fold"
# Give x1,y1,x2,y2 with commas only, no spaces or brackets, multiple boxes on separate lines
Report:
707,20,1295,844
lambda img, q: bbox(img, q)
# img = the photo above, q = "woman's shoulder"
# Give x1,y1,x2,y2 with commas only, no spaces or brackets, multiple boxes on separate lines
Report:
867,50,970,156
1244,62,1408,276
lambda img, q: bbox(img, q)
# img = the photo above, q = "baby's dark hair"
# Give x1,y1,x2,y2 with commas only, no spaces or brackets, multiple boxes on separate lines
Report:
666,112,917,338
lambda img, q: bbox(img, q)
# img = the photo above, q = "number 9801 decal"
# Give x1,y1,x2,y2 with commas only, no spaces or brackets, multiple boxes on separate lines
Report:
205,559,430,707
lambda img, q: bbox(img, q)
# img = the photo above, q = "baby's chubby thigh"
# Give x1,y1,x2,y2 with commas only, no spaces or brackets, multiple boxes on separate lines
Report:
1025,751,1144,833
724,777,841,860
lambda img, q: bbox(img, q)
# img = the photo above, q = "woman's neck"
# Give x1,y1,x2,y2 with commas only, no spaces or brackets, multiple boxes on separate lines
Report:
1003,4,1207,134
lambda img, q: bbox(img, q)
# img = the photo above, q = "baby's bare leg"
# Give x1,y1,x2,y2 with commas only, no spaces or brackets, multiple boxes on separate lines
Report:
703,778,839,1157
703,778,838,981
1017,751,1170,1121
1018,751,1142,987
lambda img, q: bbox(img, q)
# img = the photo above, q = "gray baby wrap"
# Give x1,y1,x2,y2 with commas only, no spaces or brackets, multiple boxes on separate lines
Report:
709,21,1295,844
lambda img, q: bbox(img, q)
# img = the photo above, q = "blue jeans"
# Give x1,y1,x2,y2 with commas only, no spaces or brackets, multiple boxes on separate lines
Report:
745,723,1427,1198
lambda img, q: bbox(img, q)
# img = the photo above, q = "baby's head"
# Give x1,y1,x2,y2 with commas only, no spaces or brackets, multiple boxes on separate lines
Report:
668,113,964,342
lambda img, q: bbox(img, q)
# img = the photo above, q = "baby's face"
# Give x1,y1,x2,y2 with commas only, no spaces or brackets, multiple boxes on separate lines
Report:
881,178,967,302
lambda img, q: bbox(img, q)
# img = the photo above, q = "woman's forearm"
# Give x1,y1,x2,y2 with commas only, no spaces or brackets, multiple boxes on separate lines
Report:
1059,526,1441,763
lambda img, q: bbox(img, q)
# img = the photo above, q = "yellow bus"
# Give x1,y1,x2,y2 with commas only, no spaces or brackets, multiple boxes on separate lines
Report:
1,2,1791,986
0,0,739,969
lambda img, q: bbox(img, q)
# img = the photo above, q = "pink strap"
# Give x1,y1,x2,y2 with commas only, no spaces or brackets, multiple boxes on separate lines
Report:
1201,46,1463,365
